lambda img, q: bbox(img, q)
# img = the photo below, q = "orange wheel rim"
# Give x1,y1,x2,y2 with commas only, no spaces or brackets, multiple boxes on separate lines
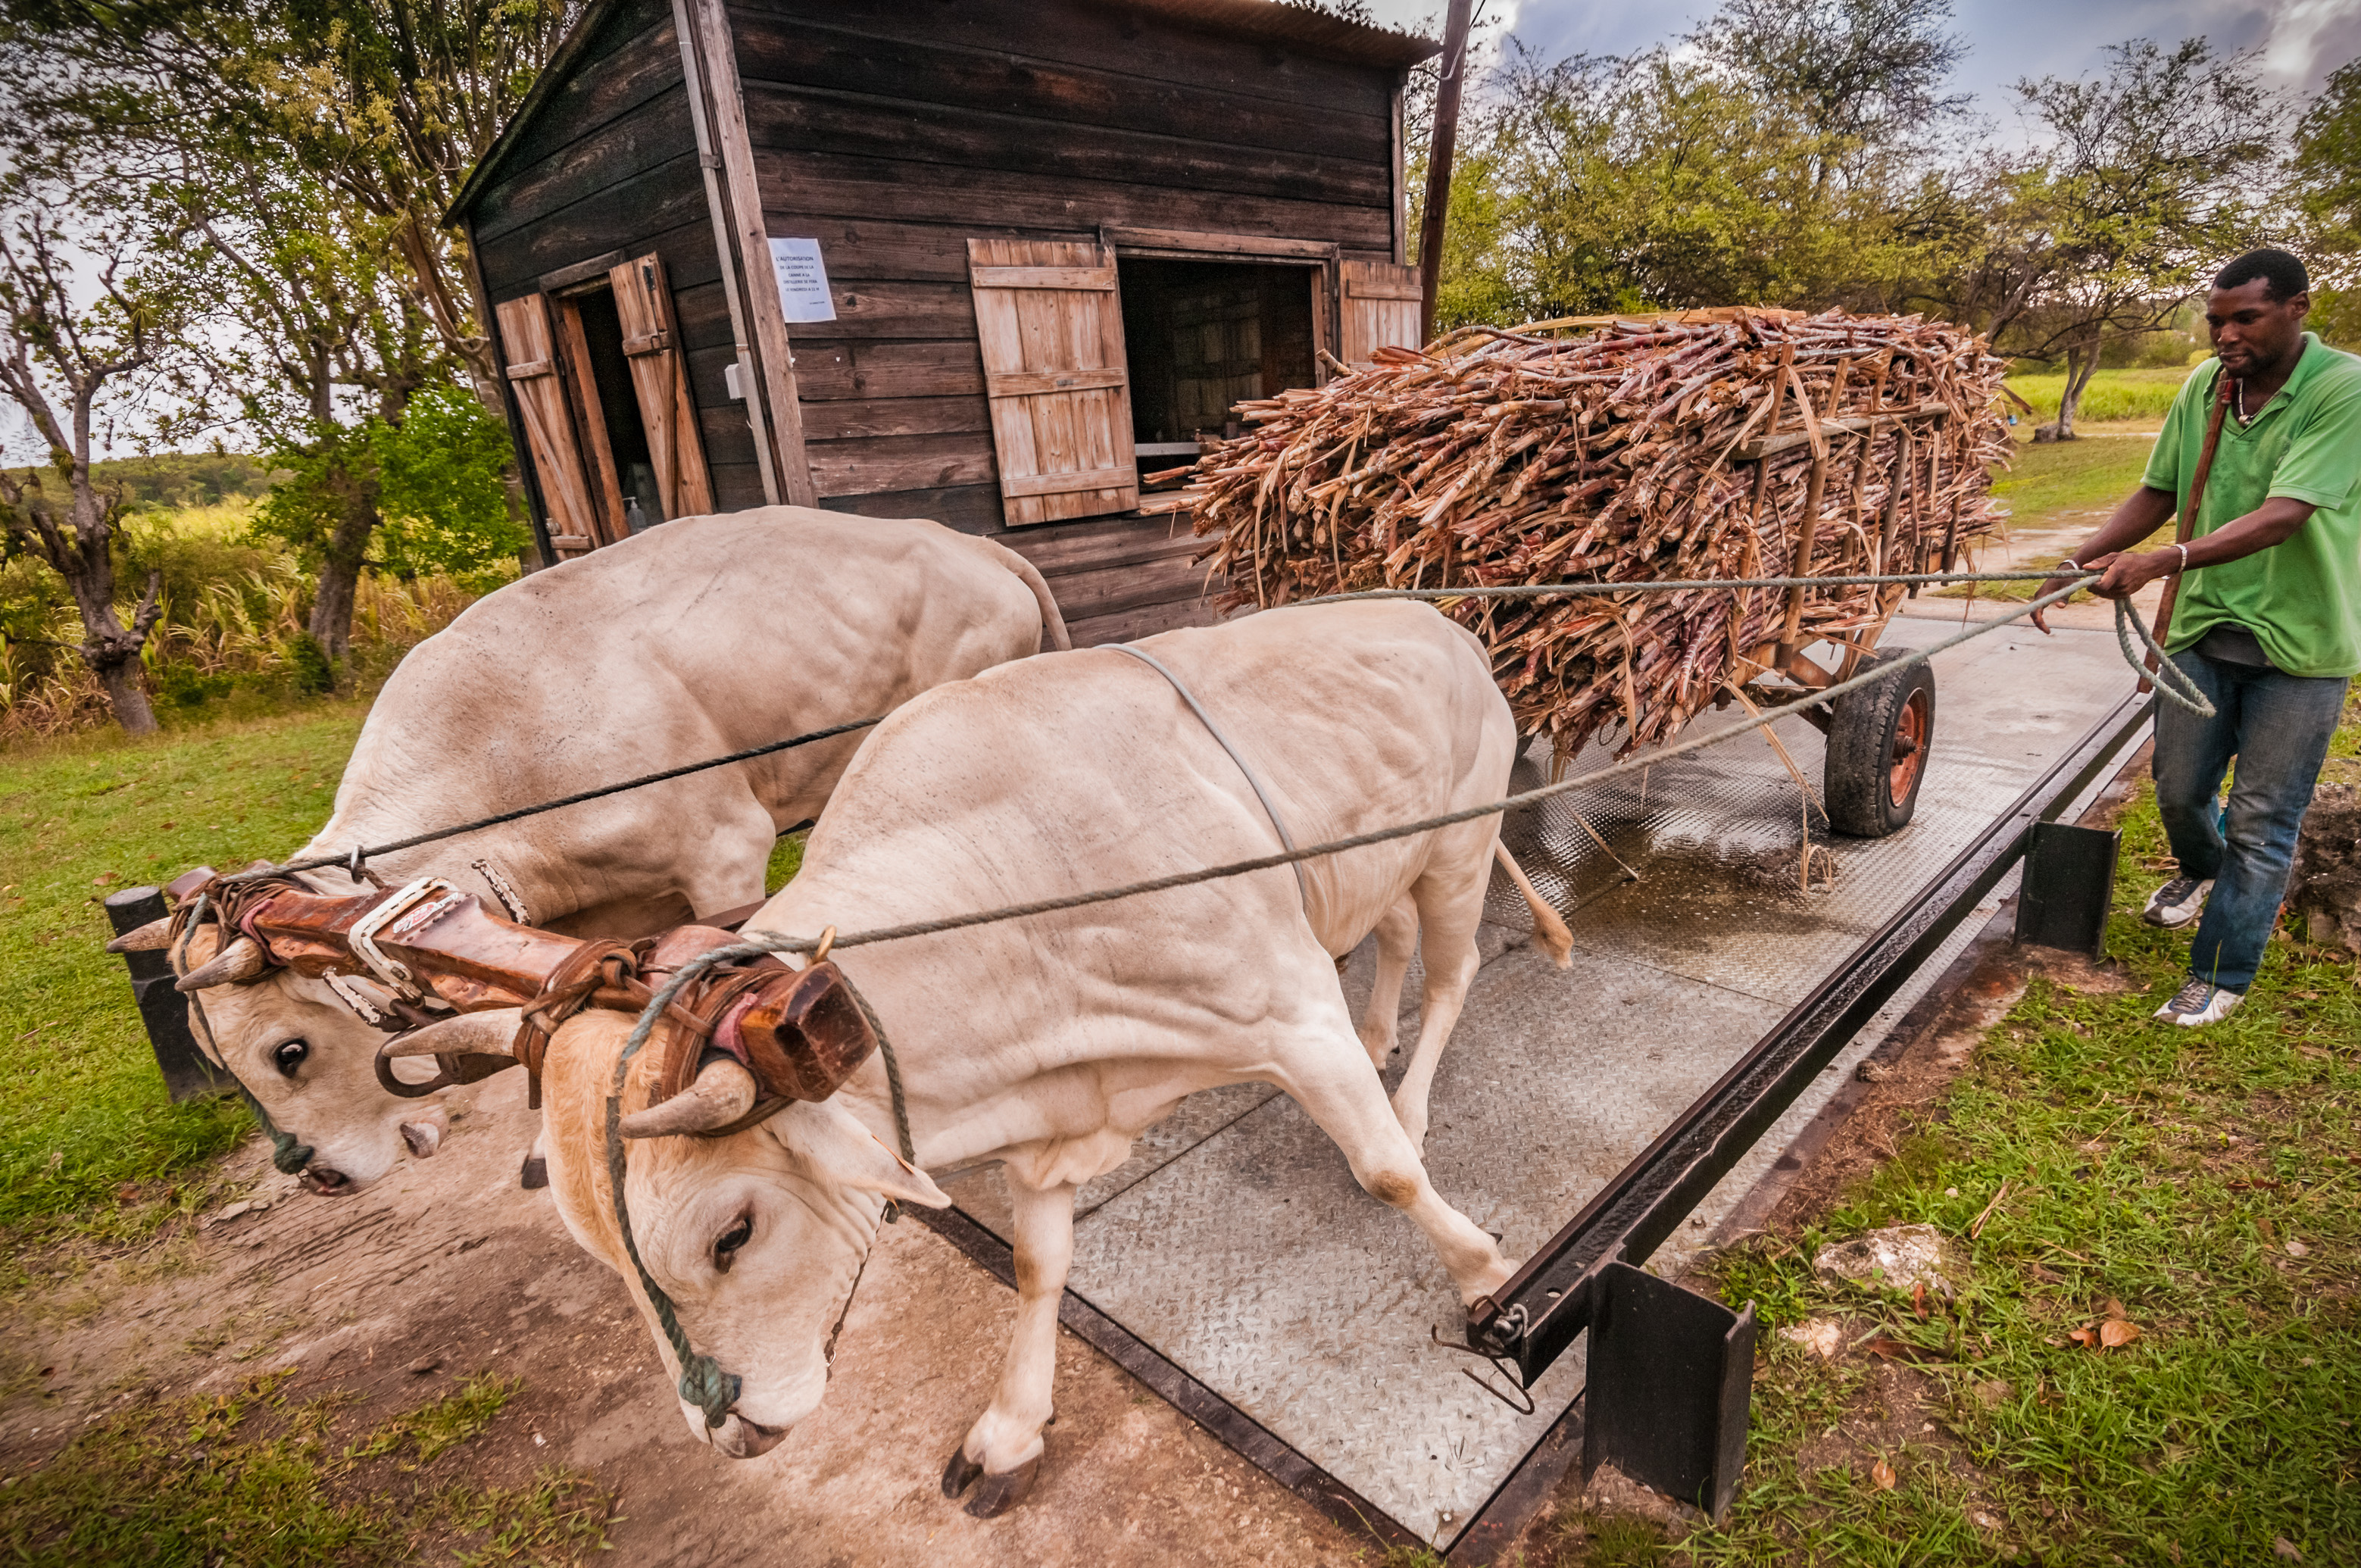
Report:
1888,692,1929,808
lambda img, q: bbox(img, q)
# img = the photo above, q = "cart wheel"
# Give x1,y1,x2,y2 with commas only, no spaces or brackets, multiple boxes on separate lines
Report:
1823,652,1935,838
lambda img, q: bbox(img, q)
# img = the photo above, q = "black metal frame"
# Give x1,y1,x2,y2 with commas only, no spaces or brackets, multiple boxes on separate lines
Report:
1464,688,2154,1392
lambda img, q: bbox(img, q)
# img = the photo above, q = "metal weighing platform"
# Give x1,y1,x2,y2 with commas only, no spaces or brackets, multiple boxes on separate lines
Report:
930,614,2154,1553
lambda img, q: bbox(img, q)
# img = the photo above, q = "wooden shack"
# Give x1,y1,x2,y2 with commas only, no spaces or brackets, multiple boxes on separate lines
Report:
448,0,1435,644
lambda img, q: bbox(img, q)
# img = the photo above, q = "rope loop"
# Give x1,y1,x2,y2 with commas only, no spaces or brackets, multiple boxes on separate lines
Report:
2114,595,2216,717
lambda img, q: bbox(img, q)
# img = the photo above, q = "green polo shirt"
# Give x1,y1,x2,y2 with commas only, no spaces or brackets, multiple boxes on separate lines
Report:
2144,334,2361,676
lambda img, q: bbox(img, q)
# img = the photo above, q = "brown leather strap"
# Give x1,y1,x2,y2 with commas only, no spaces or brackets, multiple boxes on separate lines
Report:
514,940,650,1108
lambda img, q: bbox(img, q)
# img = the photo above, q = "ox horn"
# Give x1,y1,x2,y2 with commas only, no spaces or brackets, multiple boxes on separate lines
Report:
174,935,269,992
619,1056,757,1140
105,918,175,953
379,1007,525,1059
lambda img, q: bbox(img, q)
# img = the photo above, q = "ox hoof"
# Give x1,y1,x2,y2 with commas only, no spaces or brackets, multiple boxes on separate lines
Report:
519,1155,548,1191
941,1445,984,1499
962,1456,1040,1519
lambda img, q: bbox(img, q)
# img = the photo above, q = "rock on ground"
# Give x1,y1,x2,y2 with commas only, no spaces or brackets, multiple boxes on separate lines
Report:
1813,1223,1960,1298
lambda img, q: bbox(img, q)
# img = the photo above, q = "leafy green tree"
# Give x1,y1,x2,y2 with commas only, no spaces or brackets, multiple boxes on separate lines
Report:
2291,58,2361,345
2004,39,2280,439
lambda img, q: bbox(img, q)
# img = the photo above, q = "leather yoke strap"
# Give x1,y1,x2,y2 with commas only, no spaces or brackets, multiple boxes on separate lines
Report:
1107,643,1308,908
515,939,652,1108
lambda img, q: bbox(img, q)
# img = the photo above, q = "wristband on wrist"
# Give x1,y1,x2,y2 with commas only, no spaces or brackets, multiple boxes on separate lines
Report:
2170,542,2190,573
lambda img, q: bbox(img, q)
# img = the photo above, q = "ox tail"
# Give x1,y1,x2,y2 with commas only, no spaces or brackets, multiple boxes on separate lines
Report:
1494,842,1573,969
976,537,1073,651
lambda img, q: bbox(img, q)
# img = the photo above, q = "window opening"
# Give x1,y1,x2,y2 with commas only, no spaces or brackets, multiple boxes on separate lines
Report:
1117,260,1317,475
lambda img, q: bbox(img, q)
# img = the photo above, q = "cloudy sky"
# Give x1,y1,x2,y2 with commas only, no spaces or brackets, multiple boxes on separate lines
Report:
1360,0,2361,116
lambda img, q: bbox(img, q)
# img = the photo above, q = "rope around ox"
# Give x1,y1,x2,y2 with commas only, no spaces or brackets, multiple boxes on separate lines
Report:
216,567,2174,890
601,569,2199,1429
626,573,2198,1021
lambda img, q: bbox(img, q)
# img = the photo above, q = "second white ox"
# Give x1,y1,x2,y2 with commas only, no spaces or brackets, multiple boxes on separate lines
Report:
531,600,1572,1513
119,507,1067,1193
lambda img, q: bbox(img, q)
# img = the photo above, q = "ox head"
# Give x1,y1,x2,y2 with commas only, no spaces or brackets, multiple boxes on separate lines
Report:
538,1005,947,1457
110,897,479,1195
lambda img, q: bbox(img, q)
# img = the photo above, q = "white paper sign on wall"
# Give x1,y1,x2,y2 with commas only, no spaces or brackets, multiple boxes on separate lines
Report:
768,238,837,324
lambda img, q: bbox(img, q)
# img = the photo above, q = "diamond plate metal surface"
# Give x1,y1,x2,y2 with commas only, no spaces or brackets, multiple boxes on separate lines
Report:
948,622,2141,1546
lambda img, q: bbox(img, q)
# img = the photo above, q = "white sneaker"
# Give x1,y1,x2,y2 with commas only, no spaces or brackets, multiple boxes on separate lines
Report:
2142,877,2213,929
2153,978,2243,1026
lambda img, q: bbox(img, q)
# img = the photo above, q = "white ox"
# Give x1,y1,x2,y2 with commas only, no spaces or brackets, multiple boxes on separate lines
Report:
531,601,1572,1512
119,508,1067,1194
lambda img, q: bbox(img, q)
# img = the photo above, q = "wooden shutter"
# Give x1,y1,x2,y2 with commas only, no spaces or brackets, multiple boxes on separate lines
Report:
495,295,598,558
608,253,714,520
969,239,1138,525
1340,261,1423,367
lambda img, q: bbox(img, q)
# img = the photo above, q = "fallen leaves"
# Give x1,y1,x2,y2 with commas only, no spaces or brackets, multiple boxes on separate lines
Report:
2284,1238,2310,1258
2065,1299,2143,1351
1863,1333,1945,1365
1870,1457,1897,1491
2274,1538,2303,1560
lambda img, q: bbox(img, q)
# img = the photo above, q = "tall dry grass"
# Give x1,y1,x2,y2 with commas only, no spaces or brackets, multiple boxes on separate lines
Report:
2,508,495,745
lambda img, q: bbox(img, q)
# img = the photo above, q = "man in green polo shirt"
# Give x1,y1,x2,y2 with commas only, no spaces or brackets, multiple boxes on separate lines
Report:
2036,248,2361,1026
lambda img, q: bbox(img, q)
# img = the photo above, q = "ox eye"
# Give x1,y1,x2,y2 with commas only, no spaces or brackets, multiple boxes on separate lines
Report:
713,1214,753,1273
273,1039,309,1078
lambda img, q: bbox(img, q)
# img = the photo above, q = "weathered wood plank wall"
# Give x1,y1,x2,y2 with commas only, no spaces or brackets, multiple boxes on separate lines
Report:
726,0,1401,544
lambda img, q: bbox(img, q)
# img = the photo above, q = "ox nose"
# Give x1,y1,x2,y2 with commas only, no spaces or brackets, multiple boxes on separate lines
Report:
399,1120,442,1158
725,1414,789,1458
302,1165,353,1195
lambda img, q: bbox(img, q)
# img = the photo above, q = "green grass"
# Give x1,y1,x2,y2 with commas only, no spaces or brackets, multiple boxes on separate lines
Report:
1938,429,2165,601
2006,367,2191,426
0,705,369,1234
0,1370,612,1565
1682,783,2361,1565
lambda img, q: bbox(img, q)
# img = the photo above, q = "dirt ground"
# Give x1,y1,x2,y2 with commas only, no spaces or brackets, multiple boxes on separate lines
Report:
0,1064,1385,1566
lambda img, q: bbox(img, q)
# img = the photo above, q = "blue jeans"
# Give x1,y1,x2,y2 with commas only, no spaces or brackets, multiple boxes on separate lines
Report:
2151,651,2350,991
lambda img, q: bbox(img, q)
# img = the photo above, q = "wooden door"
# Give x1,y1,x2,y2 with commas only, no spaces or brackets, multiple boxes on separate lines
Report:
969,239,1138,525
495,295,600,558
1340,261,1423,367
608,253,715,520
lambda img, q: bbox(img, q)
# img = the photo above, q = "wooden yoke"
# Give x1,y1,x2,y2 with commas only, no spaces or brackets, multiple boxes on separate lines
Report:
205,876,880,1126
234,879,589,1020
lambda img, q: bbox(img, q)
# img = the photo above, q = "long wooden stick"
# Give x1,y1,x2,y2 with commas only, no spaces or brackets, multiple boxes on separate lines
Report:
2141,372,2235,686
1416,0,1476,345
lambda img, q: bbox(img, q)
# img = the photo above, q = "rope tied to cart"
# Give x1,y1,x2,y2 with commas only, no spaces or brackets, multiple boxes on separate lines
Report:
557,565,2199,1435
201,567,2200,894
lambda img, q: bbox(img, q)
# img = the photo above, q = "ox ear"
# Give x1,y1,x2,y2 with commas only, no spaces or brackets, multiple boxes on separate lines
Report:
765,1098,949,1210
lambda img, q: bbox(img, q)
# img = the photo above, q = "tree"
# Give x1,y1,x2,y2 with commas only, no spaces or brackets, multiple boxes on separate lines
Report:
2,0,573,417
2291,57,2361,345
155,155,444,659
0,157,191,733
2007,39,2281,439
1688,0,1969,191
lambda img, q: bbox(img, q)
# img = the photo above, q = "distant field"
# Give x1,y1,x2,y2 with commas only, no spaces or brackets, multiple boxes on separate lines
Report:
2005,366,2191,426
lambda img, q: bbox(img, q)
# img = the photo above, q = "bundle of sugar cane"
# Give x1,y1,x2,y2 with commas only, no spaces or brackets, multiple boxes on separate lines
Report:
1183,308,2012,762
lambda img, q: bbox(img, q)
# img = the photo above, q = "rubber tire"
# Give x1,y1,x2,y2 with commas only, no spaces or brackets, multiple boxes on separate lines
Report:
1823,652,1935,838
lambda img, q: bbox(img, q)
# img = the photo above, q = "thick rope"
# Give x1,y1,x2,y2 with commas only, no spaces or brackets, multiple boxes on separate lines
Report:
219,716,883,886
602,951,913,1429
592,567,2181,1427
208,570,2144,892
604,579,2172,974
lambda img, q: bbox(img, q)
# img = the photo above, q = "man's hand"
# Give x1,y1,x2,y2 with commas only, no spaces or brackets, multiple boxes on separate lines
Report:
2091,547,2179,599
2030,553,2113,635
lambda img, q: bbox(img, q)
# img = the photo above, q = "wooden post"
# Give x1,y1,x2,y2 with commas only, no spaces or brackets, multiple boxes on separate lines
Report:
2143,372,2235,685
1416,0,1474,347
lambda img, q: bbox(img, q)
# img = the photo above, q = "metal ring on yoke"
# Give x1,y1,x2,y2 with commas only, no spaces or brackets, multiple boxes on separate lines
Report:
1107,644,1309,910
